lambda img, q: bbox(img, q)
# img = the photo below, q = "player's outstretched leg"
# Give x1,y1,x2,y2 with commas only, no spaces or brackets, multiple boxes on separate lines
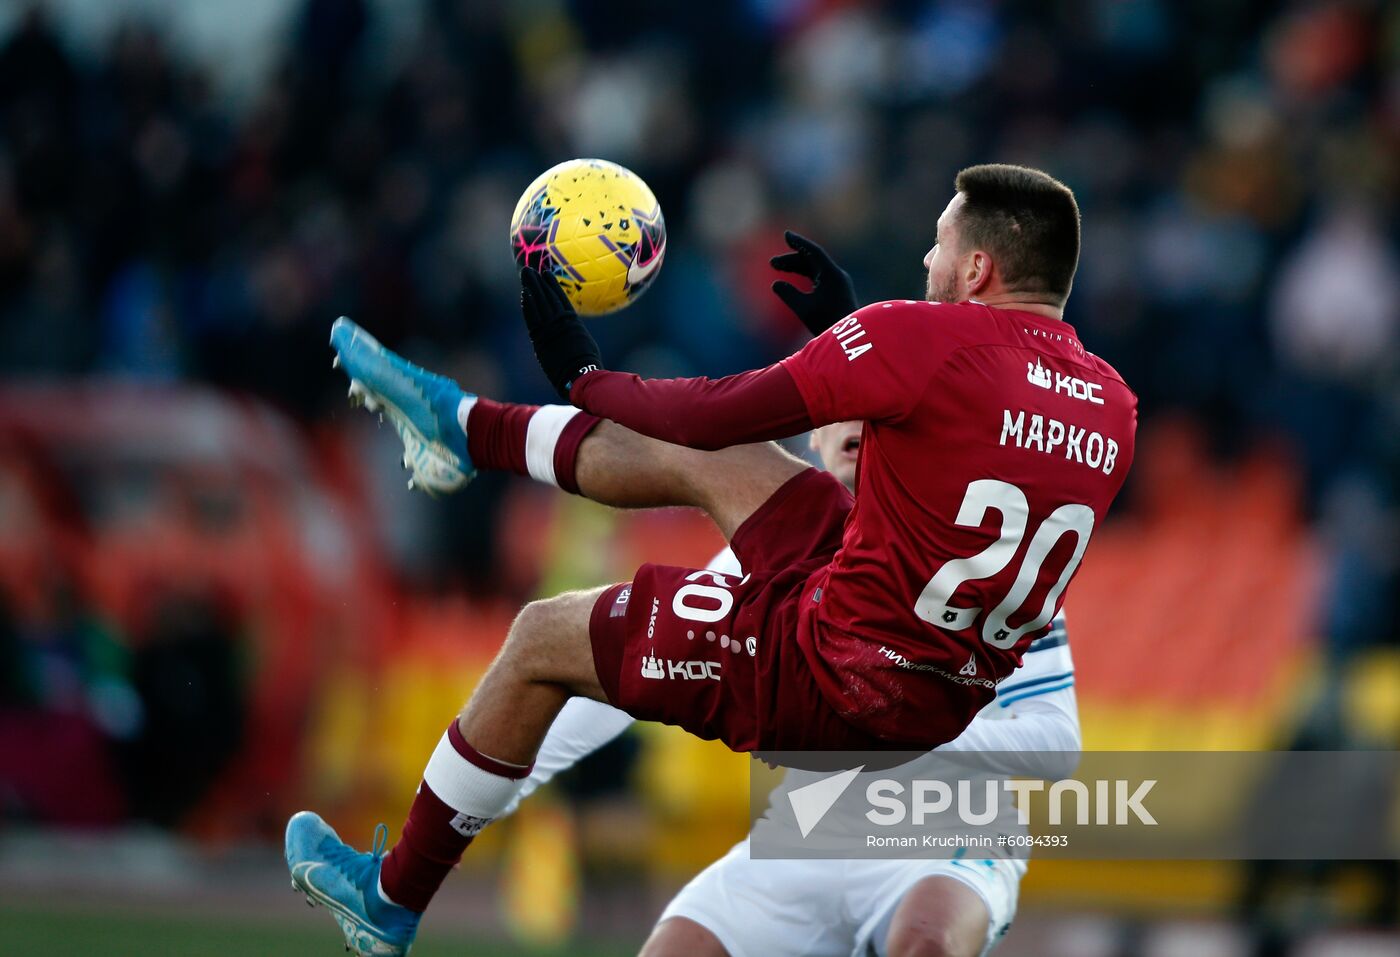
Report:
331,317,809,539
301,324,813,949
287,587,608,952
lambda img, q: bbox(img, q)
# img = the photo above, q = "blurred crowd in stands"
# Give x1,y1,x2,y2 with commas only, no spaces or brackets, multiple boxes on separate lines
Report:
0,0,1397,836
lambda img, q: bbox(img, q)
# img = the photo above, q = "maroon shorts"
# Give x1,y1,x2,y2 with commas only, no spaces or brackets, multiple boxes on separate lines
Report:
589,468,889,752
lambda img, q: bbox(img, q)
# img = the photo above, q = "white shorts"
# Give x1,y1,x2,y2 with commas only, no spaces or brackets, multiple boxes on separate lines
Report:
657,838,1024,957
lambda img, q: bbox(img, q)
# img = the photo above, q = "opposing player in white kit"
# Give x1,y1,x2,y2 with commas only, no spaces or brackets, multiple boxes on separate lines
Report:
503,417,1081,957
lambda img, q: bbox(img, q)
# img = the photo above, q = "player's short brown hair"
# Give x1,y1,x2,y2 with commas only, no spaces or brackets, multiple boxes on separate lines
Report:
953,164,1081,305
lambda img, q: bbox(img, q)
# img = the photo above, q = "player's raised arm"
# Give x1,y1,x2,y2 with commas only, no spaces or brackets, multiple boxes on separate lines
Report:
520,263,934,451
518,265,810,448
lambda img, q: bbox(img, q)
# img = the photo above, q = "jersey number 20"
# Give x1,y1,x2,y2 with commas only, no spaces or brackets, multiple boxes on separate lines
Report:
914,479,1093,650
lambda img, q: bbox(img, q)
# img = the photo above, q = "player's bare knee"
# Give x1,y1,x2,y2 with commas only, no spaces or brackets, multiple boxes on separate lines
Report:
886,923,974,957
500,598,564,674
498,588,604,692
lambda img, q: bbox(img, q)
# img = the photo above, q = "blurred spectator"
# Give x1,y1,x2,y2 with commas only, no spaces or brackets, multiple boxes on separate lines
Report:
1271,206,1398,389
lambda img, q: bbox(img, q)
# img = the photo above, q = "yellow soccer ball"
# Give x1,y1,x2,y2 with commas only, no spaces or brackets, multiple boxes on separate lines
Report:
510,158,667,316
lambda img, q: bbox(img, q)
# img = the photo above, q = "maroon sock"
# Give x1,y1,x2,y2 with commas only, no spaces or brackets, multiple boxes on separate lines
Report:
465,399,600,494
378,722,533,913
377,782,471,913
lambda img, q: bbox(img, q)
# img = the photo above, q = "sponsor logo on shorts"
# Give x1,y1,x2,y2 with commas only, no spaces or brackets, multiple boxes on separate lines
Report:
669,659,721,680
640,652,721,681
641,651,665,680
610,586,631,618
878,646,996,690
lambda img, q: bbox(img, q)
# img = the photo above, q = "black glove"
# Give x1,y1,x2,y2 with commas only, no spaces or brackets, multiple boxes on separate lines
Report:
770,230,858,335
520,267,604,400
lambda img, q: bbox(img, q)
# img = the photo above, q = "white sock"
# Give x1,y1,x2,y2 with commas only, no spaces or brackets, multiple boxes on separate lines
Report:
422,729,529,840
523,405,581,488
456,395,478,435
378,873,404,908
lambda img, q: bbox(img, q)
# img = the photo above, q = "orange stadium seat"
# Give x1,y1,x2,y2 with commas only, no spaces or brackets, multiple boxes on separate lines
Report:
1066,422,1320,750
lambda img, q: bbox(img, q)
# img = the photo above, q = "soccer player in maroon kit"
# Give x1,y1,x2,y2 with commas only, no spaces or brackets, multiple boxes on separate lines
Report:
288,164,1137,955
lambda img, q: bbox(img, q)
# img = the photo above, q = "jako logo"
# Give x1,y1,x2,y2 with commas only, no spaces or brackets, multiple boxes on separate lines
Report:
958,655,977,677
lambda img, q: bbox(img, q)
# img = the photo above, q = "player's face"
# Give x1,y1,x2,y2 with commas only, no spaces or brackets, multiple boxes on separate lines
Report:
923,193,966,304
809,420,862,490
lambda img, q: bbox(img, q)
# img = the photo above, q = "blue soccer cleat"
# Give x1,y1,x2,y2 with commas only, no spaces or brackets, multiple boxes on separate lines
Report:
286,810,422,956
330,317,475,494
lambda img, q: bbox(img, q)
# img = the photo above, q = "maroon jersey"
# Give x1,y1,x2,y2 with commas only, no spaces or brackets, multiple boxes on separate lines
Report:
778,300,1135,737
573,299,1136,741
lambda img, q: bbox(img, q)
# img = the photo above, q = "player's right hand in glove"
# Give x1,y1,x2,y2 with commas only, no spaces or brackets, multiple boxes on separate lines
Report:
770,230,858,335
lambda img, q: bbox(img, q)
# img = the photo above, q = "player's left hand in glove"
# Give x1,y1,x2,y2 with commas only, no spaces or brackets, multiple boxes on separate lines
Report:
770,230,858,335
520,267,603,401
